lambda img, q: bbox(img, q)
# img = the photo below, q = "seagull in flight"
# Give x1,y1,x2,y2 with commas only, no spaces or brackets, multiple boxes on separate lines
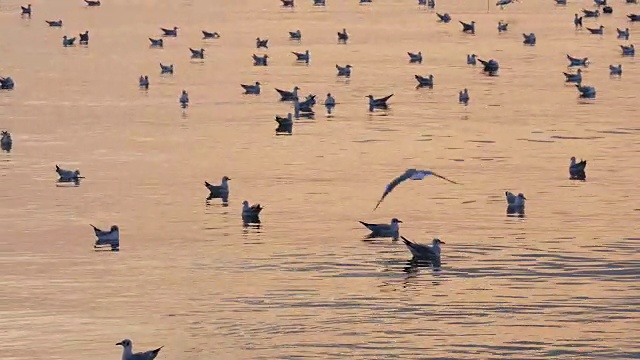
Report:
374,168,459,210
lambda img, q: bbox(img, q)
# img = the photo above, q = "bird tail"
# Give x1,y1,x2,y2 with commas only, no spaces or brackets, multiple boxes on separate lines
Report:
401,236,413,246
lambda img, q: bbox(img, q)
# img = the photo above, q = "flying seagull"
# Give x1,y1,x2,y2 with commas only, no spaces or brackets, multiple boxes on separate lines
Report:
374,168,459,210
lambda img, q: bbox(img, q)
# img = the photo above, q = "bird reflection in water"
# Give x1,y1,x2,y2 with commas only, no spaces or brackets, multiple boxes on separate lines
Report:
56,178,82,187
403,257,442,274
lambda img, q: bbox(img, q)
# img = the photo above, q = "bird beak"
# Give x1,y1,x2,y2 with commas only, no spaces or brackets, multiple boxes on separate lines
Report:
522,196,527,200
397,220,403,223
440,241,446,244
116,342,122,346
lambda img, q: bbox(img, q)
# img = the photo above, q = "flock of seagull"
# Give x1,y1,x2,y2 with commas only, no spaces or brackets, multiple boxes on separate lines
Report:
1,0,635,358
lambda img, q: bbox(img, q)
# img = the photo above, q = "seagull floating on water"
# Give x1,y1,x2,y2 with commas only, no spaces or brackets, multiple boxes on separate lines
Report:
567,54,589,67
1,131,12,152
366,94,393,112
55,164,83,182
602,5,612,14
498,20,509,32
505,191,526,215
620,44,635,56
139,75,149,89
289,30,302,40
609,64,622,76
616,28,629,40
149,38,163,47
415,74,434,89
21,4,31,17
314,0,326,6
523,33,536,45
460,20,476,34
496,0,516,8
408,51,423,63
467,54,477,65
256,38,269,49
275,86,299,101
436,13,451,23
161,26,178,37
281,0,295,7
189,48,205,59
160,63,173,74
582,9,600,17
275,113,293,135
0,77,15,90
402,236,445,261
202,30,220,39
91,224,119,250
293,96,316,119
569,157,587,180
241,81,261,94
336,64,352,77
252,54,269,66
79,31,89,45
359,218,402,241
242,201,263,224
360,0,373,4
563,68,582,84
116,339,162,360
576,84,596,99
555,0,567,5
337,28,349,44
324,93,336,114
292,50,310,64
84,0,101,6
205,176,230,203
586,25,604,35
180,90,189,108
45,20,63,27
62,35,76,47
478,58,499,75
628,14,640,22
374,168,459,210
574,14,583,29
459,88,469,105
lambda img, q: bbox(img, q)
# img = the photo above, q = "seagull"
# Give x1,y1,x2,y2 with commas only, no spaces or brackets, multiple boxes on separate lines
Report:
460,20,476,34
242,201,263,224
0,77,15,90
116,339,163,360
336,64,352,77
563,68,582,84
496,0,516,8
402,236,445,260
628,14,640,22
408,51,423,63
91,224,119,250
292,50,310,64
478,58,499,75
436,13,451,23
179,90,189,108
139,75,149,89
275,113,293,135
275,86,299,101
160,63,173,74
505,191,526,214
202,30,220,39
582,9,600,17
337,28,349,43
359,218,402,241
427,0,436,8
620,44,635,56
366,94,393,112
555,0,567,5
1,130,12,152
459,88,469,105
467,54,477,65
21,4,31,16
149,38,163,47
324,93,336,114
293,96,315,119
55,165,82,182
62,35,76,47
252,54,269,66
567,54,589,67
574,14,583,29
84,0,101,6
374,169,459,210
569,157,587,180
609,64,622,76
189,48,205,59
523,33,536,45
616,28,630,40
161,26,178,36
289,29,302,40
79,31,89,45
256,37,269,49
45,20,63,27
314,0,326,6
360,0,373,4
281,0,295,7
414,74,434,89
586,25,604,35
576,84,596,98
498,20,509,32
241,81,261,94
205,176,230,202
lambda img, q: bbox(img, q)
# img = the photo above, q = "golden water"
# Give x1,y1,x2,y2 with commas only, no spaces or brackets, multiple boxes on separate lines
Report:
0,0,638,358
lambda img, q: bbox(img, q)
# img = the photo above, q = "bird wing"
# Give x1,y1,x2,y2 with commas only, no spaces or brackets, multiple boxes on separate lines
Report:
427,171,460,184
373,169,415,210
401,236,436,257
505,191,516,204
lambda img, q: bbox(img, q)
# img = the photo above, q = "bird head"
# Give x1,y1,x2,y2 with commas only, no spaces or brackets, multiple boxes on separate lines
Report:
391,218,403,224
517,193,527,200
433,238,445,245
116,339,132,349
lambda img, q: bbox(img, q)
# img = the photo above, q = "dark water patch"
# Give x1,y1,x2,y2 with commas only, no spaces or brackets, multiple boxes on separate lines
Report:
467,140,496,144
353,139,386,143
517,138,556,143
451,158,465,162
550,135,604,140
596,130,633,135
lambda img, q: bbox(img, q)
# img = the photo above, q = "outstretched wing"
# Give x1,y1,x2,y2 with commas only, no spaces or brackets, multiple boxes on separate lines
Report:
427,171,460,184
374,170,415,210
